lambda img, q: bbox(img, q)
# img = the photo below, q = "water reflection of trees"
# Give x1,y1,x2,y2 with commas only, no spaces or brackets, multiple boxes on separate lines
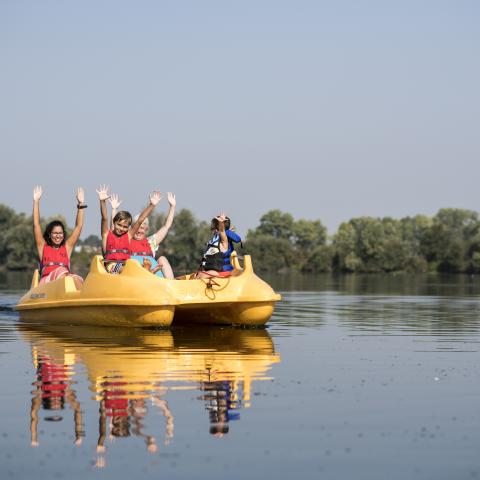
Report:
266,272,480,297
19,322,280,466
334,295,480,335
272,276,480,334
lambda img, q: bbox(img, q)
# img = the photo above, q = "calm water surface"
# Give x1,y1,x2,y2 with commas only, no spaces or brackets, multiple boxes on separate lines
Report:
1,273,480,479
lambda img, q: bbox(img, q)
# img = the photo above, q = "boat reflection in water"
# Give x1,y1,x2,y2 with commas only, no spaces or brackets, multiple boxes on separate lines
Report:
19,320,280,466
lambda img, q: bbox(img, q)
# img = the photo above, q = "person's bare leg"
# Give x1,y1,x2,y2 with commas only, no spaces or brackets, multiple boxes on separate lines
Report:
151,265,163,275
158,256,174,279
194,270,220,279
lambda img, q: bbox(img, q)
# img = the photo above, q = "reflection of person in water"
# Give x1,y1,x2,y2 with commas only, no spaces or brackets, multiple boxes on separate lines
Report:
96,380,130,466
152,397,174,445
30,352,84,447
95,381,174,468
200,380,241,437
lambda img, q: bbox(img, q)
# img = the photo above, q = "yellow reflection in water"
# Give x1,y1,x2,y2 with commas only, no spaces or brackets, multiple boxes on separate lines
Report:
19,321,280,466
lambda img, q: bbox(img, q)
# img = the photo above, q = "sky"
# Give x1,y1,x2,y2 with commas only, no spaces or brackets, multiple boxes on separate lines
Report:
1,0,479,238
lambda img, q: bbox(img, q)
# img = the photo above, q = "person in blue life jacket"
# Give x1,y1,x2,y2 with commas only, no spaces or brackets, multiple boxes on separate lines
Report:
195,213,242,279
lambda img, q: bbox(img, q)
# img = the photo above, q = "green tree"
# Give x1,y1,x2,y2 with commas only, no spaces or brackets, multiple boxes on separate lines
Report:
244,234,295,272
256,210,294,240
332,222,359,272
161,209,210,274
293,219,327,250
0,204,17,263
303,245,334,272
422,209,480,272
81,234,102,248
333,216,425,273
2,214,37,270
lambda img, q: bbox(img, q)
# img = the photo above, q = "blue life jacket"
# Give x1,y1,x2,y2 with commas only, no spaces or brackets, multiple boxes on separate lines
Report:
202,230,242,272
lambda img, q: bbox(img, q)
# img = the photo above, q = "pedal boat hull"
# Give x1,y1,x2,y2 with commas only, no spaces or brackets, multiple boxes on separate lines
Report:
14,254,281,327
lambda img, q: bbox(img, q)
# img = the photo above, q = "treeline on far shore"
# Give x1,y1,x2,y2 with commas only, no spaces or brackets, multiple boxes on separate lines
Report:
1,203,480,275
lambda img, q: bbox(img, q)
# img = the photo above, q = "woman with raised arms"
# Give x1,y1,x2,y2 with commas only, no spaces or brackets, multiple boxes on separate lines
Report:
33,185,86,289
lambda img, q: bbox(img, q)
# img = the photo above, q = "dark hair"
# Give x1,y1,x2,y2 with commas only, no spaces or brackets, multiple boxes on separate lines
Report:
43,221,67,247
210,424,229,435
42,396,65,411
210,217,231,231
113,211,132,225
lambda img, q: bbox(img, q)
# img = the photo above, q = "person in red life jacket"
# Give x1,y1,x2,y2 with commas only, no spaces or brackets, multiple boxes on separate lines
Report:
33,185,85,289
110,192,176,279
195,213,242,279
97,184,162,274
30,353,84,447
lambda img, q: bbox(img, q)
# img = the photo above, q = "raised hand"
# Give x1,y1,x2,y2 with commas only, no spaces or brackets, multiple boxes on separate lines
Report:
167,192,176,207
76,187,85,205
33,185,43,202
216,212,227,223
149,191,162,206
109,193,122,211
96,184,110,201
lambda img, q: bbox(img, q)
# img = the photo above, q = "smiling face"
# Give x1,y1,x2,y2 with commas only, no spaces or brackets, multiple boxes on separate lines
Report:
50,226,65,246
134,222,149,240
113,219,130,236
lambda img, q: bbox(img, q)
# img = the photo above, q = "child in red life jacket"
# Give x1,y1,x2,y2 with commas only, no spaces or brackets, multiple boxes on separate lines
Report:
110,192,176,279
33,186,85,289
97,185,161,274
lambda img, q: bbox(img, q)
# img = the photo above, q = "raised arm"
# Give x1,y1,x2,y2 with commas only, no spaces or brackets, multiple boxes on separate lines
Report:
152,192,176,244
96,185,110,251
129,191,162,239
32,186,44,259
226,229,241,243
109,194,122,229
216,213,229,252
65,187,85,256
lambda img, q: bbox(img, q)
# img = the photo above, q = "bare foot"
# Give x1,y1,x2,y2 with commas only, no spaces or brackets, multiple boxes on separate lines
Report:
143,258,152,271
151,265,162,275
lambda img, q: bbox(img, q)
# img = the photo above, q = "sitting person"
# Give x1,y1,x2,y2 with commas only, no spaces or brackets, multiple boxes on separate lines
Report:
195,213,242,279
109,192,176,279
32,185,85,289
97,185,161,273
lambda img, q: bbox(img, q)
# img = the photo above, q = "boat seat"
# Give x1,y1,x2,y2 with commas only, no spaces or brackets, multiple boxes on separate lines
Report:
64,275,78,293
31,270,39,289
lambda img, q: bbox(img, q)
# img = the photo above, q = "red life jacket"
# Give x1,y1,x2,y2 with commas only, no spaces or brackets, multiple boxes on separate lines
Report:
103,382,129,416
129,237,153,257
41,244,70,278
37,355,68,398
104,230,130,261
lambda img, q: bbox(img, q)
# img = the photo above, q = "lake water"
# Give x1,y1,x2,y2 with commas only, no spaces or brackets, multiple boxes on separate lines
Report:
1,273,480,479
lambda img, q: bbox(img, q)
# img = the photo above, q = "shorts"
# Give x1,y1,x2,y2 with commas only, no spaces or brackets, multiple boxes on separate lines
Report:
39,267,83,285
130,255,165,278
104,262,125,274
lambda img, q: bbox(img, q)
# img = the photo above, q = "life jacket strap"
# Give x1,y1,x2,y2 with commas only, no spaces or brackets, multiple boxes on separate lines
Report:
40,261,69,274
105,249,130,255
131,251,151,257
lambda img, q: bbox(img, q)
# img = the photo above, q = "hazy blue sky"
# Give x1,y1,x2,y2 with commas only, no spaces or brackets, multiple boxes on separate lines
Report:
1,0,479,237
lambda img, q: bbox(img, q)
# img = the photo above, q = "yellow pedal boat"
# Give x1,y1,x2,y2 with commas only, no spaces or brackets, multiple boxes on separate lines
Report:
14,253,281,327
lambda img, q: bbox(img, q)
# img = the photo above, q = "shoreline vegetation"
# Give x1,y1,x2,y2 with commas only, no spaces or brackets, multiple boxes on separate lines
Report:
1,203,480,275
